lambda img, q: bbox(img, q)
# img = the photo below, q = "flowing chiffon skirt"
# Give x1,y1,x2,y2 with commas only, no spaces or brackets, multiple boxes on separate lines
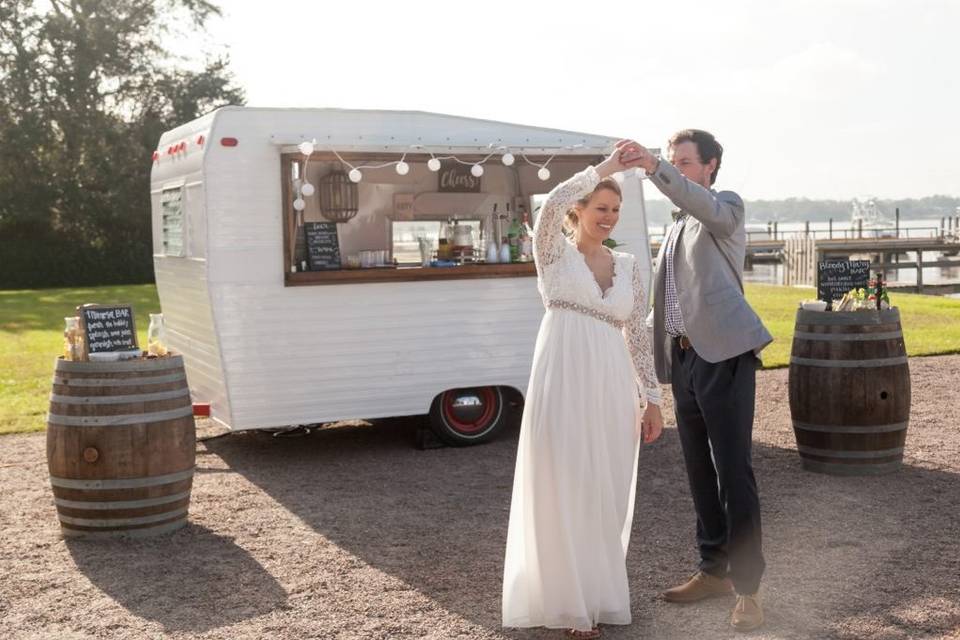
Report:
502,307,641,631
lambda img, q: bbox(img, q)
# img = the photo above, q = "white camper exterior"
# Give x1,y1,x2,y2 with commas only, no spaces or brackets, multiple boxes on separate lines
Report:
150,107,651,441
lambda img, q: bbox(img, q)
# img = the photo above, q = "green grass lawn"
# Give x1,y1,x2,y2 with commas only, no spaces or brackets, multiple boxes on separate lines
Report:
2,283,959,435
0,284,160,435
746,283,960,368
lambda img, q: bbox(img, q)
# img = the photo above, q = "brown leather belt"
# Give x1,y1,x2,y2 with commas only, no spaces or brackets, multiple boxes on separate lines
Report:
674,335,692,351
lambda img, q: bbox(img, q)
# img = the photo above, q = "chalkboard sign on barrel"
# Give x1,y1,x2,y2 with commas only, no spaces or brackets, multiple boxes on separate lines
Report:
304,221,342,271
817,260,870,308
78,304,140,359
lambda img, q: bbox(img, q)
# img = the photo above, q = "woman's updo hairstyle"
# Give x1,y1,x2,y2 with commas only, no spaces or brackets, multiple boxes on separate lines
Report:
563,177,622,237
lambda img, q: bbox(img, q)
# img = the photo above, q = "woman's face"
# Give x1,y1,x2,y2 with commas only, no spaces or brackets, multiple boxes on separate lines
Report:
575,187,621,244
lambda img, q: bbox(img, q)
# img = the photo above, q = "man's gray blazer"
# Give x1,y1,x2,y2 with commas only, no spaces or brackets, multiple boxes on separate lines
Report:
646,161,773,384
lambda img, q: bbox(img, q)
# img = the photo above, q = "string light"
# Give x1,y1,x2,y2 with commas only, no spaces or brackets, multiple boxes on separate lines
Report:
292,139,648,185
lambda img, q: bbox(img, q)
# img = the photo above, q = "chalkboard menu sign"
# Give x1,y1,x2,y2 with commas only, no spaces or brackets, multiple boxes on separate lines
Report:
79,304,139,356
304,221,342,271
817,260,870,306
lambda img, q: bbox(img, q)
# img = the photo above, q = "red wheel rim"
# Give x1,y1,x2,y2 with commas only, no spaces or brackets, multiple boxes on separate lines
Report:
441,387,497,435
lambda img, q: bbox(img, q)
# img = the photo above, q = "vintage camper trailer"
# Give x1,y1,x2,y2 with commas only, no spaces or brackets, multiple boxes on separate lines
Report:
150,107,652,444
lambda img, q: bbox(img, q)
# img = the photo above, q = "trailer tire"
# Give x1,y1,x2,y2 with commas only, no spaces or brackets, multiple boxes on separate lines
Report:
429,386,507,446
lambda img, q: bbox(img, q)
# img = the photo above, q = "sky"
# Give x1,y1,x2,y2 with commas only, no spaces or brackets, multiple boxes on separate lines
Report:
177,0,959,201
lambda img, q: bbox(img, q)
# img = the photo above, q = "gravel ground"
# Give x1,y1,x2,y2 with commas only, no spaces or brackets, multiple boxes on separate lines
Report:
1,355,959,640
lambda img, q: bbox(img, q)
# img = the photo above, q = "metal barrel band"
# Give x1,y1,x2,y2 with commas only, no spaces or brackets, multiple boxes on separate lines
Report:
54,490,192,510
49,467,195,490
55,356,184,373
789,356,909,368
49,388,191,406
57,506,189,528
792,420,908,434
60,517,188,538
797,445,904,459
47,405,194,427
795,309,902,326
51,372,187,387
792,331,903,342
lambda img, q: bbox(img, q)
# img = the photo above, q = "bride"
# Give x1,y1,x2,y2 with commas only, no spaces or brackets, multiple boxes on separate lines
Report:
501,142,664,639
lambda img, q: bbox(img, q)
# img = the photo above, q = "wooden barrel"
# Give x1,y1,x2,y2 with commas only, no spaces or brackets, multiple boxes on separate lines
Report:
788,308,910,475
46,355,195,538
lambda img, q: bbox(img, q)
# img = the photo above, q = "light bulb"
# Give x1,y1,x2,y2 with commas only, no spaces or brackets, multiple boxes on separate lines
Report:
300,182,315,197
501,152,515,166
293,198,305,211
537,166,551,181
348,168,362,182
298,141,314,156
396,161,410,176
427,157,441,171
471,163,484,177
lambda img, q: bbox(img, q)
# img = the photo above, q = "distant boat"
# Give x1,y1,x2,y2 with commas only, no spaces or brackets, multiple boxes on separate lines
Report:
851,197,897,238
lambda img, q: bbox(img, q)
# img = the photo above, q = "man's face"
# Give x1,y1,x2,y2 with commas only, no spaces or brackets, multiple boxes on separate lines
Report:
669,141,716,189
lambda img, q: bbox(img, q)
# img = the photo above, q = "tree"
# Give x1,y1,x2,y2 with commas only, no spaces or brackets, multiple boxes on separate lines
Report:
0,0,244,288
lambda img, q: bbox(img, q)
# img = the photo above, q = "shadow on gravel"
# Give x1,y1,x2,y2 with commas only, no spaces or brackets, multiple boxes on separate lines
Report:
65,523,288,633
206,418,960,640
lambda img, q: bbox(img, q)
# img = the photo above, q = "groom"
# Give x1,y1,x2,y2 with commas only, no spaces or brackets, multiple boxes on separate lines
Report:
621,131,772,632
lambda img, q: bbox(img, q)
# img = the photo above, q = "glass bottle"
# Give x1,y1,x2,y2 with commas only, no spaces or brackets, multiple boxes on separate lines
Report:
147,313,168,356
437,217,451,260
63,316,81,361
520,205,534,262
505,203,519,262
499,236,511,263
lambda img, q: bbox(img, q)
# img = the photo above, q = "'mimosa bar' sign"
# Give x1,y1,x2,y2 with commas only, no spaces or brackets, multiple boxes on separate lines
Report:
79,304,139,356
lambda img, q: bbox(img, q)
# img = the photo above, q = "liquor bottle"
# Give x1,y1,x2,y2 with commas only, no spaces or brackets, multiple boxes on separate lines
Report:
438,217,450,260
519,205,533,262
486,204,499,263
507,202,521,262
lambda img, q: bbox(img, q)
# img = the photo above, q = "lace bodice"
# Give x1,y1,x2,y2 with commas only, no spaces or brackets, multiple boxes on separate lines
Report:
533,166,660,404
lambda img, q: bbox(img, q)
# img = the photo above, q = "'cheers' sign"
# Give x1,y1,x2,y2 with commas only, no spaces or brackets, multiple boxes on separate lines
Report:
438,163,481,193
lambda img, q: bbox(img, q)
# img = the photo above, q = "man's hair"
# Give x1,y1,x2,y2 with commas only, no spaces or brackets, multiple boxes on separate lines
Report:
669,129,723,185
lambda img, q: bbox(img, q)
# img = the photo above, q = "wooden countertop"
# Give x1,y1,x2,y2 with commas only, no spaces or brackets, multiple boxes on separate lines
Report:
285,262,537,286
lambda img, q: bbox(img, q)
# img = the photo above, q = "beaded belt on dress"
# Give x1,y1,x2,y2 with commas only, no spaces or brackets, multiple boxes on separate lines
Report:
546,299,624,330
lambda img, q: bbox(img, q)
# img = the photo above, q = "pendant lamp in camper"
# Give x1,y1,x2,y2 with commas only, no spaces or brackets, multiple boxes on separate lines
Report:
318,170,359,223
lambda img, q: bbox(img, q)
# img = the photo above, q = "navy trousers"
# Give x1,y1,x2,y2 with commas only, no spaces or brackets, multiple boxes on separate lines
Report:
671,340,765,595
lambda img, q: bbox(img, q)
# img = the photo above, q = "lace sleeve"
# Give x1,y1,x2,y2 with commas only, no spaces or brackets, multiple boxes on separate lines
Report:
623,257,661,405
533,166,600,267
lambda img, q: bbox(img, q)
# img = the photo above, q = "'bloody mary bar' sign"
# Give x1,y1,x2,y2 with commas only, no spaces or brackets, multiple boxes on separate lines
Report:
817,260,870,306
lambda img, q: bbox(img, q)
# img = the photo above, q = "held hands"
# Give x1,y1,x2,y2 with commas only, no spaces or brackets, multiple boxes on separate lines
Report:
597,139,660,178
637,402,664,444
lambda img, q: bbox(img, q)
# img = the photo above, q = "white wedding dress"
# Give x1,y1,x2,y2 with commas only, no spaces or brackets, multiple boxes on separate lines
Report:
502,166,659,632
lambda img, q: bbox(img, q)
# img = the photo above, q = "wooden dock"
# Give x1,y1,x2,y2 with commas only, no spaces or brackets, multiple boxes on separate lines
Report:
649,236,960,294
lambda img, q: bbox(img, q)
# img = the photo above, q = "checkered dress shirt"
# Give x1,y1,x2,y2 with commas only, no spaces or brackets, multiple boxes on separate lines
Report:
664,216,687,337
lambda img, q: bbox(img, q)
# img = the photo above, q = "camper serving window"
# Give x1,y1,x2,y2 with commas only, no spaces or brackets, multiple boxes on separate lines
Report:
160,184,185,257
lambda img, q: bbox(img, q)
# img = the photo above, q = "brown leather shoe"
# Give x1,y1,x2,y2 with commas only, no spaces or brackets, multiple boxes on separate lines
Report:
662,571,735,603
731,593,764,632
